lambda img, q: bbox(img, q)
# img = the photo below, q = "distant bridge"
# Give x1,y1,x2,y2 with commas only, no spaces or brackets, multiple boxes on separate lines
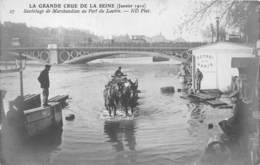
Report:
2,42,205,64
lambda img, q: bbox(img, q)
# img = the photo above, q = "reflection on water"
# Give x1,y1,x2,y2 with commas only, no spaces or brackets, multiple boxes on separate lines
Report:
24,128,62,151
104,120,136,152
1,127,62,165
0,58,231,165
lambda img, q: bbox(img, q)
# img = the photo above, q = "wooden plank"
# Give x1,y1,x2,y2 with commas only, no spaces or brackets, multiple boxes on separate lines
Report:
24,94,40,101
51,96,62,102
25,116,53,137
49,95,60,101
24,94,38,101
49,95,69,103
48,102,60,106
23,94,41,110
54,96,63,101
218,104,233,109
26,94,37,100
180,95,190,99
206,100,227,107
24,94,31,99
50,102,63,124
189,93,216,101
24,102,60,116
197,93,216,99
24,94,35,99
25,108,51,123
24,106,51,115
62,95,69,100
48,95,60,102
201,89,222,98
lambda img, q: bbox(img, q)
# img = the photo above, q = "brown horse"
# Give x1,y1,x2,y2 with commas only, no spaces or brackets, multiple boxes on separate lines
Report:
104,78,138,117
103,87,110,113
129,79,138,91
120,86,131,116
128,88,136,114
129,79,138,109
104,84,120,116
117,79,138,116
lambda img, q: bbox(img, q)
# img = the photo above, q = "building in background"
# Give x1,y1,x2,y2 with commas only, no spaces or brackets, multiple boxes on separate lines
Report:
131,35,146,43
190,42,255,92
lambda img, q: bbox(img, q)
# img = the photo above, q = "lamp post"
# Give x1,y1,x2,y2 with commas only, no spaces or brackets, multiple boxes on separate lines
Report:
19,52,24,98
11,38,24,98
257,40,260,57
216,17,220,42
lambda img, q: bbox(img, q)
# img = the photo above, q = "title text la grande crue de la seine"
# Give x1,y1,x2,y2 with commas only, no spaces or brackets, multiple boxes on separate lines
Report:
24,3,150,14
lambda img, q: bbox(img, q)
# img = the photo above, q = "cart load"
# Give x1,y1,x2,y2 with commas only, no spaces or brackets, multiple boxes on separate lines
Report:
103,75,139,117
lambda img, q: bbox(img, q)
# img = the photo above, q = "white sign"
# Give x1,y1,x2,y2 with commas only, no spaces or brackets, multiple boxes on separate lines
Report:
253,111,260,120
196,54,216,72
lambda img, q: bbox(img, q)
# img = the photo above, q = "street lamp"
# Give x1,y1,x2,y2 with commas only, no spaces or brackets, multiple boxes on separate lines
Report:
216,17,220,42
11,37,25,98
257,40,260,56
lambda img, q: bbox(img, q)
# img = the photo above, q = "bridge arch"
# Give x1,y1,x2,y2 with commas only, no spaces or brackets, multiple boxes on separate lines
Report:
63,50,190,64
5,44,200,64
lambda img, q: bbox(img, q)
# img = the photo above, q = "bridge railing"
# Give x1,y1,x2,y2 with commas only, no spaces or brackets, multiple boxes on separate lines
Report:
1,42,206,51
75,42,206,48
1,42,206,64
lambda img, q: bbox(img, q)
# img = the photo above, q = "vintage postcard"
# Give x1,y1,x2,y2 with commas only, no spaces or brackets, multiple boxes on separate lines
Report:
0,0,260,165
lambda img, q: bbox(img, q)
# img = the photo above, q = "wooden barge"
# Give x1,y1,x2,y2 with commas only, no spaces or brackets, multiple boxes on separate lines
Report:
2,93,69,139
0,39,70,139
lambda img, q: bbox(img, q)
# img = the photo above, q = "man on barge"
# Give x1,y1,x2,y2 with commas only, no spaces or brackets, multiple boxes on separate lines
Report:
38,64,51,106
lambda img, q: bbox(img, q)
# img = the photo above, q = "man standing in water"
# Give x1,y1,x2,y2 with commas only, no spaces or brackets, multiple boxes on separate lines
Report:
38,64,51,106
195,68,203,93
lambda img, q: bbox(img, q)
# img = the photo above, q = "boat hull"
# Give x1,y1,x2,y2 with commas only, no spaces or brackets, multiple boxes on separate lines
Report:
24,102,63,137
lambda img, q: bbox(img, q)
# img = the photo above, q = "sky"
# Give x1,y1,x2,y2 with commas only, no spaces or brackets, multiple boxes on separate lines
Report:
0,0,211,41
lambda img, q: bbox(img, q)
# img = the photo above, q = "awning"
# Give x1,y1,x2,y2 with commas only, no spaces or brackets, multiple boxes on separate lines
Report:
231,57,259,68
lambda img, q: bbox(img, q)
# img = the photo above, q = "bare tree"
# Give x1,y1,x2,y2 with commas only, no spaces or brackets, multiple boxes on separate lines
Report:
180,0,259,43
201,23,227,42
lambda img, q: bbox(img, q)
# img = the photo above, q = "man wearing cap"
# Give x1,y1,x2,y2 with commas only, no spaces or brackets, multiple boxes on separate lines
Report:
38,64,51,106
114,66,124,77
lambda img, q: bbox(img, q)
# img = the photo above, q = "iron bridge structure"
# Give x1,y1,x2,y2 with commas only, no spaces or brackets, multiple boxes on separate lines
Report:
3,43,205,64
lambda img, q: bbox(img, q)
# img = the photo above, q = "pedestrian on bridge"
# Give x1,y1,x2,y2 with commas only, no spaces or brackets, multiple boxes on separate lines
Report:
38,64,51,106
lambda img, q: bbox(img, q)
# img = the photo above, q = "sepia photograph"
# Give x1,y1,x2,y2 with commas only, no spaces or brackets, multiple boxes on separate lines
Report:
0,0,260,165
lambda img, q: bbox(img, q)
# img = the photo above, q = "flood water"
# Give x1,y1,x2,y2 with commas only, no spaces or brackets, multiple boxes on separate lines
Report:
0,57,230,165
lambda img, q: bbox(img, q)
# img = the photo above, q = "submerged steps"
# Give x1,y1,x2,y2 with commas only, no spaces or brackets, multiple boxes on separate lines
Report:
206,99,227,107
189,92,217,101
180,90,232,108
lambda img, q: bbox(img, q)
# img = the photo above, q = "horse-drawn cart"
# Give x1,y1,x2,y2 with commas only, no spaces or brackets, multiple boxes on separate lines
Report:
103,75,139,117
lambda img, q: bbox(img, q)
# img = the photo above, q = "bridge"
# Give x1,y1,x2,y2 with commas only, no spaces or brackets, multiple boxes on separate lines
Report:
2,42,206,64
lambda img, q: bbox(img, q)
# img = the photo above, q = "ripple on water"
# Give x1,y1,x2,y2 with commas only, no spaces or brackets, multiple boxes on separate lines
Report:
1,63,221,165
